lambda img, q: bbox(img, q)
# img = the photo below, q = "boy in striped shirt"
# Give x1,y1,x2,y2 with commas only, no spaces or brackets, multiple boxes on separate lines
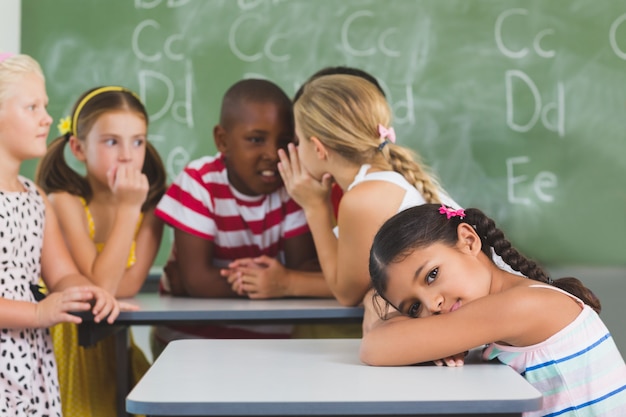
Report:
151,79,330,358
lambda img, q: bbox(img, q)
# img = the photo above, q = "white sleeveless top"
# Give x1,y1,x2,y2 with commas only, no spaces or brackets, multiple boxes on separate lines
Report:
333,164,459,237
334,164,518,275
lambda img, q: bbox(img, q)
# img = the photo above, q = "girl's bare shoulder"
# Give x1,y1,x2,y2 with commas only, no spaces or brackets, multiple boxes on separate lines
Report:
47,190,81,204
46,191,85,215
341,178,405,212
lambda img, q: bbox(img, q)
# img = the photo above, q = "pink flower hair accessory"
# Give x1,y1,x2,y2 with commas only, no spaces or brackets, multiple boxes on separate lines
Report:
438,205,466,219
0,52,15,64
377,124,396,151
377,124,396,143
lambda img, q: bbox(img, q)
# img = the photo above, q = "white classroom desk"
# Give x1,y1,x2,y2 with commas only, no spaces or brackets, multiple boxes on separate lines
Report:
75,293,364,417
127,339,543,417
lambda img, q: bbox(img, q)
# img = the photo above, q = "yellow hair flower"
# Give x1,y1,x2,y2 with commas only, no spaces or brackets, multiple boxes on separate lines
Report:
57,116,72,136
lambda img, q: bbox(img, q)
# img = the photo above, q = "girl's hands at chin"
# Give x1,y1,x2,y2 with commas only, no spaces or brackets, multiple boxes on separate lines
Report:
107,164,149,208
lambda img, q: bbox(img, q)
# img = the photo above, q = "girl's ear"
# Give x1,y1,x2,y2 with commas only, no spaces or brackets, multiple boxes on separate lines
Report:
68,136,86,162
309,136,329,160
456,223,482,256
213,125,227,154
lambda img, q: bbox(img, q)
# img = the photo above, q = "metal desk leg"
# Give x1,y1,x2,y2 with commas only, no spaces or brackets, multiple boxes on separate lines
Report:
115,326,130,417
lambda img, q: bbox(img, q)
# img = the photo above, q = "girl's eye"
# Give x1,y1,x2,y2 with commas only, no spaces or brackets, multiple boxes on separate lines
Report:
426,268,439,284
104,139,117,146
408,302,422,318
133,138,145,147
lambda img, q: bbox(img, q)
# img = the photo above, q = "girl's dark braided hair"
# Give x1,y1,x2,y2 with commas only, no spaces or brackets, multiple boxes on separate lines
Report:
369,204,601,316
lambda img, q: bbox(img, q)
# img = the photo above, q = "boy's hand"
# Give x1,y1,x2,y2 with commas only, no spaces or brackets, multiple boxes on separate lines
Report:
221,257,262,297
221,267,247,296
222,256,287,298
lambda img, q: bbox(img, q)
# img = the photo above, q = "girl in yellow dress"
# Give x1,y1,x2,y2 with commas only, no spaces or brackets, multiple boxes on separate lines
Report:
36,86,167,417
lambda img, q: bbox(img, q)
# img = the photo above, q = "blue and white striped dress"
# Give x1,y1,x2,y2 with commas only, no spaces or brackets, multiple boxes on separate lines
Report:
483,285,626,416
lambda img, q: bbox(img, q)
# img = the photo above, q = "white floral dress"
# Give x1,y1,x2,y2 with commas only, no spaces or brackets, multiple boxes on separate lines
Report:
0,177,61,416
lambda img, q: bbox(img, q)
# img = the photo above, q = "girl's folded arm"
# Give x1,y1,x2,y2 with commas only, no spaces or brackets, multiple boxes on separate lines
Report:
360,290,530,366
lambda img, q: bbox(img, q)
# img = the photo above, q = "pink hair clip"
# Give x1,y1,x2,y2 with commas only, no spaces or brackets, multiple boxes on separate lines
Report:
377,124,396,144
438,205,466,219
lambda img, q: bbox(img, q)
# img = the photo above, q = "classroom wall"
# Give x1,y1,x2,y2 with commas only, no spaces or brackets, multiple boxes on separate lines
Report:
18,0,626,269
0,0,20,53
5,0,626,356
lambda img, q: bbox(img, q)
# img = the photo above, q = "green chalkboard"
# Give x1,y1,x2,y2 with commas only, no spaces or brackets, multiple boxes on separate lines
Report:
20,0,626,268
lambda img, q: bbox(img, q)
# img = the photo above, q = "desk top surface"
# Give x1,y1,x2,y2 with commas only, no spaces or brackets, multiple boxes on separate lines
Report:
126,339,543,416
115,293,364,323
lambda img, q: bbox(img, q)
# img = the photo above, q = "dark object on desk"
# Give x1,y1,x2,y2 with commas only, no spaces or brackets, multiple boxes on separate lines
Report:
31,284,104,326
70,309,121,348
70,310,95,321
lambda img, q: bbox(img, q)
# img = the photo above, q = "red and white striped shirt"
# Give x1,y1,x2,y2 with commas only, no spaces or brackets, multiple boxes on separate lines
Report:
154,153,310,340
156,153,309,265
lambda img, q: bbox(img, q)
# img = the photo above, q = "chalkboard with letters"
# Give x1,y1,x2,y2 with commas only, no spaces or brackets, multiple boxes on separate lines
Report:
20,0,626,267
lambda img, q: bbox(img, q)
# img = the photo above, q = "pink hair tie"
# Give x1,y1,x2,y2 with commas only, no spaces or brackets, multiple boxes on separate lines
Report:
438,205,466,219
0,52,15,64
377,124,396,151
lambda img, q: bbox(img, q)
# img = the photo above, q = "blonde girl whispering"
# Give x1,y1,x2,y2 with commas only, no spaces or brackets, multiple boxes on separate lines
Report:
278,74,458,309
36,86,167,417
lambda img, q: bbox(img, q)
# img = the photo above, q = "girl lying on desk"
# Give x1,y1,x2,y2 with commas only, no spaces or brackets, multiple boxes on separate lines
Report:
360,204,626,417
